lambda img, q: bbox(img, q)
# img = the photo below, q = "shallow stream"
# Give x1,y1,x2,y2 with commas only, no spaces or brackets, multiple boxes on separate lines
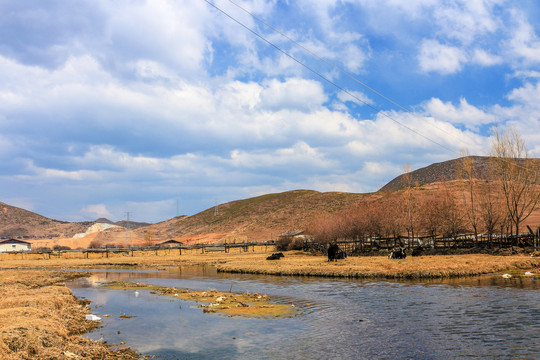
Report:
69,266,539,359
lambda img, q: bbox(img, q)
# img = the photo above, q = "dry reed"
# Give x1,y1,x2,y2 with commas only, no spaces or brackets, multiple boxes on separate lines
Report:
0,270,140,359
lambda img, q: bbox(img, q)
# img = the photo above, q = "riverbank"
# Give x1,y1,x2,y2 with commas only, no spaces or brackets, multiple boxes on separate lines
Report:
1,251,538,358
1,251,539,278
211,252,540,279
0,270,140,359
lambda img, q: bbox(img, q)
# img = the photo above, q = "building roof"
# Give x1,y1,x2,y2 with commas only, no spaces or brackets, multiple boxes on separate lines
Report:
277,229,304,237
156,239,183,245
0,238,32,245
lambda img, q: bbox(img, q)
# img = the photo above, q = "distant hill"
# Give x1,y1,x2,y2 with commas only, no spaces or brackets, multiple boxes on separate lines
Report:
0,202,91,239
379,156,497,192
133,190,371,243
115,220,151,230
94,218,150,229
6,156,540,247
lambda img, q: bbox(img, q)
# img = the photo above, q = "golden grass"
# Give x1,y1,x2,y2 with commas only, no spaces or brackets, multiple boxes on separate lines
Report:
0,270,140,359
1,251,539,278
103,281,295,318
0,251,538,358
214,252,540,278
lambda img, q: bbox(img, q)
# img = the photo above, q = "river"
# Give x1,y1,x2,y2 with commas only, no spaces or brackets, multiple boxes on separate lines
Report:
69,266,540,359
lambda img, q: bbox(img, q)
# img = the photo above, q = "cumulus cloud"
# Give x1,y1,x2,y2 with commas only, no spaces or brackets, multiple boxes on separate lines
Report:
1,0,540,223
471,49,503,66
505,9,540,64
418,40,467,74
82,204,113,219
424,97,497,130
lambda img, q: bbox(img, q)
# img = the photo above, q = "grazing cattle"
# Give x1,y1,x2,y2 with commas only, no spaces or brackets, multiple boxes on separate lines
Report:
328,244,346,261
411,246,423,257
388,247,407,259
335,249,347,259
266,252,284,260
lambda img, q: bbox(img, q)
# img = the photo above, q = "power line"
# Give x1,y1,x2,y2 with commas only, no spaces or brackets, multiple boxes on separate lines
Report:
204,0,539,176
223,0,473,151
202,0,458,155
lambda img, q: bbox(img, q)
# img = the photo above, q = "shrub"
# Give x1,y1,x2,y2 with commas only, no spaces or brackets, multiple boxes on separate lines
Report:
88,240,104,249
275,237,292,251
287,238,304,251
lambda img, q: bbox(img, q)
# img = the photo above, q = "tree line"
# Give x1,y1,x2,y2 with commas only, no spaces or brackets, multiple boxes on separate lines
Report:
306,127,540,248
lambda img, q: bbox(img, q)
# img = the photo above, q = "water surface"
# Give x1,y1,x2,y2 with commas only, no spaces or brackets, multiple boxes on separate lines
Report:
70,266,540,359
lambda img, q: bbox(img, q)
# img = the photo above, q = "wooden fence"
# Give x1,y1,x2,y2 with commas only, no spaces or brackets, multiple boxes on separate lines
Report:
303,233,539,255
0,242,277,261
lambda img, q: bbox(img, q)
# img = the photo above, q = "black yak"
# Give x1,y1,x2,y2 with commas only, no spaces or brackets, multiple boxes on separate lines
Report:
388,247,407,259
266,252,284,260
328,244,346,261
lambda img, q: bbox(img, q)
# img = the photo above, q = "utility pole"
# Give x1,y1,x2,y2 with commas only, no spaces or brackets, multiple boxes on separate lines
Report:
125,211,132,248
214,199,219,216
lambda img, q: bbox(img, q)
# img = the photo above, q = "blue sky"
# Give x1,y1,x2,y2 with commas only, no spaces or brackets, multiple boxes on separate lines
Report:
1,0,540,223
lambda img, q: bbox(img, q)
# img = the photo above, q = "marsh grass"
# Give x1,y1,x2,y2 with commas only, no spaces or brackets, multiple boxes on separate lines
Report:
0,270,140,359
0,251,538,358
212,252,540,279
1,251,538,278
103,281,295,318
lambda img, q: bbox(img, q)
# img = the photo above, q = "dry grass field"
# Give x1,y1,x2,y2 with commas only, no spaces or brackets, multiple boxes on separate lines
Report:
1,250,538,278
0,270,140,360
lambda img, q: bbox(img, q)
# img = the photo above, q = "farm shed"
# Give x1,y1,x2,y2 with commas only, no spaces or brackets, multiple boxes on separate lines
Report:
277,230,312,241
156,239,183,248
0,239,32,252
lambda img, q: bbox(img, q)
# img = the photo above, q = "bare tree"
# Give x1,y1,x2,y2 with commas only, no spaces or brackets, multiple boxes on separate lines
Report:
490,127,540,238
439,182,466,244
459,151,480,242
477,180,504,246
402,163,417,245
418,194,444,240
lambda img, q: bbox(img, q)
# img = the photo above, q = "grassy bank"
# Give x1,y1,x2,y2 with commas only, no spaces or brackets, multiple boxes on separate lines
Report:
104,281,295,318
213,252,540,279
0,270,140,359
1,251,539,278
1,251,538,358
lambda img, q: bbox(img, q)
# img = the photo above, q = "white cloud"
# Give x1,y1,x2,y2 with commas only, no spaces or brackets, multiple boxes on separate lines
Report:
418,40,467,74
432,0,500,45
505,9,540,64
337,90,373,106
424,97,497,130
472,49,503,66
259,78,327,111
230,141,332,170
82,204,113,219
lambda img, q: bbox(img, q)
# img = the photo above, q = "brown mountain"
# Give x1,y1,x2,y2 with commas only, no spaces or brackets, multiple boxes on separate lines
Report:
133,190,371,244
4,156,539,247
0,202,91,240
379,156,495,192
380,156,540,192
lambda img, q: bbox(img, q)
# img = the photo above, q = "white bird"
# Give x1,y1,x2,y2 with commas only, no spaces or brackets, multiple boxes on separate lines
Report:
524,271,534,276
502,274,512,279
134,291,140,297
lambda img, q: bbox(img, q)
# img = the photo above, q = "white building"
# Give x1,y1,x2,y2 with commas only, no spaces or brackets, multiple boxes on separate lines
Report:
0,239,32,252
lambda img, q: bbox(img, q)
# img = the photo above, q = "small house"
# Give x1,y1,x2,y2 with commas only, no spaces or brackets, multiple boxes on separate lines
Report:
277,229,305,240
156,239,183,248
0,239,32,252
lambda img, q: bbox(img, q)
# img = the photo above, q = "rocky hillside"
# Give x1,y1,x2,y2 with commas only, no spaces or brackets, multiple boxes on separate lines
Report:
5,155,540,246
132,190,371,244
0,202,91,239
379,156,498,192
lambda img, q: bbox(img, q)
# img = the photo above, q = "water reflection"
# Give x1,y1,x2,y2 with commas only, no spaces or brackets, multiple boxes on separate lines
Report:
70,267,540,359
